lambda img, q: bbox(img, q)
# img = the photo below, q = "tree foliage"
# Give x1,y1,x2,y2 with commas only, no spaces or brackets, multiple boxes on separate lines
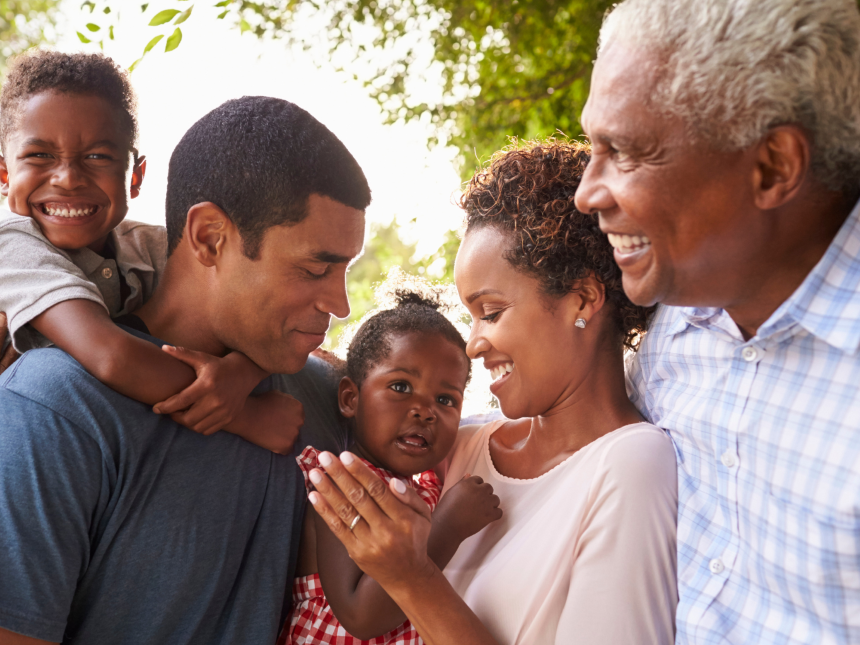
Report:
82,0,612,177
0,0,58,74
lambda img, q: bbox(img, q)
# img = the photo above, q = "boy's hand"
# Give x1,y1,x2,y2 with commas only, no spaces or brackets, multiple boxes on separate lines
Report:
230,390,304,455
432,475,502,543
153,345,267,434
0,313,19,375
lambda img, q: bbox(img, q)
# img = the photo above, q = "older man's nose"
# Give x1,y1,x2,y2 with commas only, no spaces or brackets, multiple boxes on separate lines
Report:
575,157,614,215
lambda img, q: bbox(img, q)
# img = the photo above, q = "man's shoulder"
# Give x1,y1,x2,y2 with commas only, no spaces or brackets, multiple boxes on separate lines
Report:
1,347,148,434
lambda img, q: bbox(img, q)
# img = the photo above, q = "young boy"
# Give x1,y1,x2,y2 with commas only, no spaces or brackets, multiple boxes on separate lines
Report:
0,50,300,452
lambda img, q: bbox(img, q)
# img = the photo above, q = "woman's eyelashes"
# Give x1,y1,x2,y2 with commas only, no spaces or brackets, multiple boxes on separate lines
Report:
480,310,501,322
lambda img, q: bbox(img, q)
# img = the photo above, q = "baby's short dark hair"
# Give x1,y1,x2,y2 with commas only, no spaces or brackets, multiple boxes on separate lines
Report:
346,288,470,387
165,96,372,259
0,50,138,153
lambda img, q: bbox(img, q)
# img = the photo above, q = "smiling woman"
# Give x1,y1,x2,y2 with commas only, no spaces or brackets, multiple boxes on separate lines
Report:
306,138,679,645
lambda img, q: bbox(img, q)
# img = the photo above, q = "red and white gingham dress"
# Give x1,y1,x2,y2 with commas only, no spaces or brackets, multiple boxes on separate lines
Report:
278,446,442,645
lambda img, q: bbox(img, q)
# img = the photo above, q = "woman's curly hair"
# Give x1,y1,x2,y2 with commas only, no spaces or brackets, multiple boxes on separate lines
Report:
460,138,653,351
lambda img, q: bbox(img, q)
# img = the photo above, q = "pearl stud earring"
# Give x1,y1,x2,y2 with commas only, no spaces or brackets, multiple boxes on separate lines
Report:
575,318,587,329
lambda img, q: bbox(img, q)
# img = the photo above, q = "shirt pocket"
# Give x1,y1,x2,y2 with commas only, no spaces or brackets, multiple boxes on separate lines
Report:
761,491,860,594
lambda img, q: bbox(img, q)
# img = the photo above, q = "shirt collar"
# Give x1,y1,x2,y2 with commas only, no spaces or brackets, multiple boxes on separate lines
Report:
668,197,860,352
772,196,860,353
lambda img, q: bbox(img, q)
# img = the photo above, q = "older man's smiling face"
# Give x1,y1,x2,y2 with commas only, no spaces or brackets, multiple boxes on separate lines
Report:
575,45,763,308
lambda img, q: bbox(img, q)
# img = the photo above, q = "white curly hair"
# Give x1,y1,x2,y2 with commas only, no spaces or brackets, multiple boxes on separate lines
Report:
598,0,860,193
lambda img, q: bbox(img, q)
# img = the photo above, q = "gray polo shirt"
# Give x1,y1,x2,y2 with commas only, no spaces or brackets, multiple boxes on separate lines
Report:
0,210,167,352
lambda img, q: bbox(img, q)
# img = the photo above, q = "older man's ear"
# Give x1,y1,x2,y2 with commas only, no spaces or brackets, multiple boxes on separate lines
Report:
753,124,811,211
0,313,19,375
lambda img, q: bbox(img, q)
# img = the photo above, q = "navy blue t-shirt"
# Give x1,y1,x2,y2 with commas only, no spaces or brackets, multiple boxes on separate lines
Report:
0,331,347,644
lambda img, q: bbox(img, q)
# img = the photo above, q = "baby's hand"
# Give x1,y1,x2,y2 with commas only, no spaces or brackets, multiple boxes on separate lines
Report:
153,346,267,434
433,474,503,543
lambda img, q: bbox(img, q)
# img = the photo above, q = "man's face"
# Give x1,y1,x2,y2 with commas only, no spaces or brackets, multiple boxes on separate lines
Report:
0,91,143,254
215,194,365,374
576,45,762,308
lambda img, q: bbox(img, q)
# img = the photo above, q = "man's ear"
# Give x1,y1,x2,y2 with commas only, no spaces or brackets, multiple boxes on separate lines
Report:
130,156,146,199
559,274,606,329
752,125,810,210
185,202,233,268
338,376,360,418
0,155,8,197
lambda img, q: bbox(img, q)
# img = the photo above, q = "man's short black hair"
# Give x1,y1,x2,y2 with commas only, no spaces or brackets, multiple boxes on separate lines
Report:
165,96,372,258
0,50,138,154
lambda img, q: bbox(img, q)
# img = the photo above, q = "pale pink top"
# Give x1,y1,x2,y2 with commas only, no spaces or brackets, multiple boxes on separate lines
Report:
441,421,678,645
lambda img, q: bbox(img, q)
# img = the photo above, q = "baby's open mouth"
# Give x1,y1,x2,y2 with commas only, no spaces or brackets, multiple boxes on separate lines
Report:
40,202,99,218
396,432,430,451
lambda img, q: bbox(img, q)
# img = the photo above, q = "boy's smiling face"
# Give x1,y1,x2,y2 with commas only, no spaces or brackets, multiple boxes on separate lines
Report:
0,90,144,253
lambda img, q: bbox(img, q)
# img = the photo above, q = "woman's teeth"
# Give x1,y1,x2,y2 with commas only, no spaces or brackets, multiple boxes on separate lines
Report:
43,205,97,218
490,363,513,382
607,233,651,254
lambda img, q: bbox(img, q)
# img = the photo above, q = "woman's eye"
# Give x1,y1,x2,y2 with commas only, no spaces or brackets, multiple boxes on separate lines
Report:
390,382,411,394
480,311,500,322
437,395,455,407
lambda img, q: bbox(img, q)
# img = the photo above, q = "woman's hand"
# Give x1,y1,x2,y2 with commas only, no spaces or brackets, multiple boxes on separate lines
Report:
308,451,436,590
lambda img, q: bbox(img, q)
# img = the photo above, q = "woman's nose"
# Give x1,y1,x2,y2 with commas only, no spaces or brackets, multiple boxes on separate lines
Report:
466,325,491,360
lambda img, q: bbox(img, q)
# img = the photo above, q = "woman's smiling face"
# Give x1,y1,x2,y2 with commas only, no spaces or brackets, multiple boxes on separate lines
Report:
455,226,593,419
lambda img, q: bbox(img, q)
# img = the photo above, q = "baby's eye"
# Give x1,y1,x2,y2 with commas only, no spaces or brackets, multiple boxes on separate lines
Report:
436,395,455,407
390,382,411,394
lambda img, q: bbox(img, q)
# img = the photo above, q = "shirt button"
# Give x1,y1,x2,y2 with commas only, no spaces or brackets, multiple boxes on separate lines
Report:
102,267,113,279
709,558,725,574
741,346,758,362
721,451,738,468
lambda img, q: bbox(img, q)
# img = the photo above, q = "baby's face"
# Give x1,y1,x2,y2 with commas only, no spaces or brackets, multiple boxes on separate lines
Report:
0,90,143,253
345,332,469,477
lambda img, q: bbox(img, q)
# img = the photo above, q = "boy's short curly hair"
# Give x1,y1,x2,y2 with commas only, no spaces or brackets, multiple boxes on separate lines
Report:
0,50,138,154
461,138,654,351
346,288,470,387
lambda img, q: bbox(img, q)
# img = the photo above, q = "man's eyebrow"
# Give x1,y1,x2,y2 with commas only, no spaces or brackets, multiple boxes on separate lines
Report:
466,288,503,304
312,251,353,264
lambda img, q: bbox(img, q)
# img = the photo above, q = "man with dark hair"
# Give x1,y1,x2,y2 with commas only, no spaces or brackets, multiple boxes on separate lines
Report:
0,96,370,645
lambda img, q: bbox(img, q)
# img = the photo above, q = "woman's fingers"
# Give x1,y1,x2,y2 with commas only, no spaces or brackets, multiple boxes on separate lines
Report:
308,490,358,549
316,452,389,527
386,477,434,522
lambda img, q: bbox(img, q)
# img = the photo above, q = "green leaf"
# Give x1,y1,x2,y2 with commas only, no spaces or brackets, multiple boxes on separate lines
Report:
103,6,111,14
140,3,149,11
109,25,114,40
148,9,179,25
239,18,251,33
143,34,164,53
128,58,143,73
165,28,183,52
217,9,228,19
173,6,193,25
86,23,100,32
214,0,230,6
76,31,91,43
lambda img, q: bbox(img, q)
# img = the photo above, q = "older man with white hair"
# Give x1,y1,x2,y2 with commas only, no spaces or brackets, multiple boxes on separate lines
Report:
575,0,860,643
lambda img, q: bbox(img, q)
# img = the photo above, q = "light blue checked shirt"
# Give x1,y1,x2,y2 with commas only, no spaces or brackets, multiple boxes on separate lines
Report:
628,199,860,645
